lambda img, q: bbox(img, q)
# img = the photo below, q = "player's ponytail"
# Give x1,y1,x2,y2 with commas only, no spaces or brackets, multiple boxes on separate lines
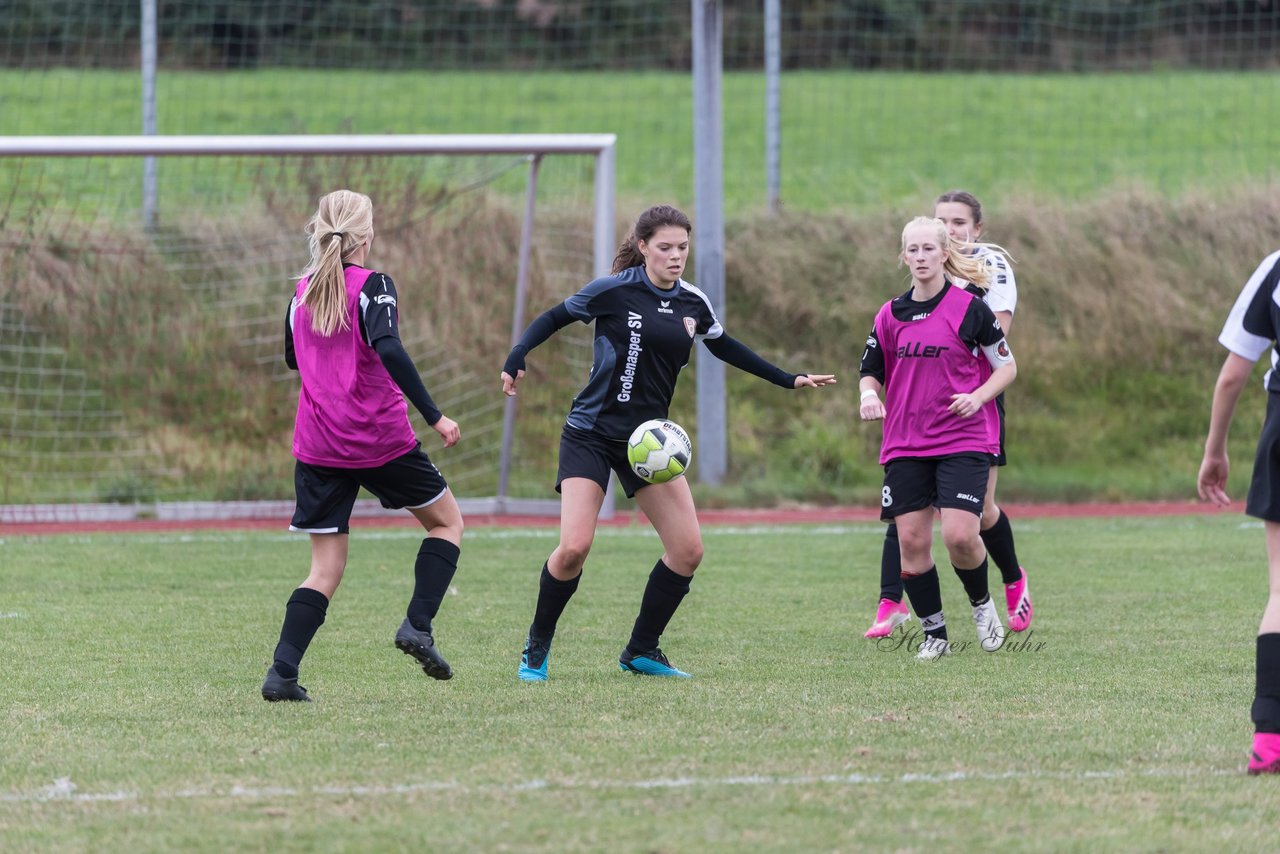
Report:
945,237,992,287
298,189,373,336
612,230,644,273
612,204,693,274
945,236,1014,289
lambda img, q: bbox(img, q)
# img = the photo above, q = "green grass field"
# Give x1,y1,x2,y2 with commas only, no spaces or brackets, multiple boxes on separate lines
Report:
2,69,1276,210
2,513,1275,851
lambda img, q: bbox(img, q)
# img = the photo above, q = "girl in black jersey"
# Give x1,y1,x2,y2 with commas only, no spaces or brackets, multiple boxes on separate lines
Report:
261,189,465,702
501,204,836,681
1198,247,1280,774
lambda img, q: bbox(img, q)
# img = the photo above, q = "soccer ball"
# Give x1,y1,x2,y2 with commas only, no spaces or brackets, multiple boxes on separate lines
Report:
627,419,693,484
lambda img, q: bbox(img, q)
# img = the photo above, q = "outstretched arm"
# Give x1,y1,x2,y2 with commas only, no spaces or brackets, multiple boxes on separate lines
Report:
702,333,835,389
1198,352,1254,506
501,302,575,397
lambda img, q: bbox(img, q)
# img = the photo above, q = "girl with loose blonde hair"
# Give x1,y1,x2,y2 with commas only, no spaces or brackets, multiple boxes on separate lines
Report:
866,197,1034,645
858,214,1018,661
898,215,1011,291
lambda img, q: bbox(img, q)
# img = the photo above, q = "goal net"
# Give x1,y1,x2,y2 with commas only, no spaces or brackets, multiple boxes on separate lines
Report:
0,134,615,524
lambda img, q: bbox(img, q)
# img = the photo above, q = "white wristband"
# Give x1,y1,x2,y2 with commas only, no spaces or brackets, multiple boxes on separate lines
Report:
860,388,878,401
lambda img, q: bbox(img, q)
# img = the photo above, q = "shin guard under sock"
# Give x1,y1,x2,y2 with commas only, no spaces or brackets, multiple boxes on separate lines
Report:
530,561,580,640
902,566,946,640
626,559,692,654
954,557,992,607
1252,633,1280,734
272,586,329,679
981,509,1023,586
407,537,461,631
880,523,904,602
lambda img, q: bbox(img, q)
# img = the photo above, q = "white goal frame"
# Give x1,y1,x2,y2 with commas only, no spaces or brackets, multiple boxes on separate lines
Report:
0,134,615,524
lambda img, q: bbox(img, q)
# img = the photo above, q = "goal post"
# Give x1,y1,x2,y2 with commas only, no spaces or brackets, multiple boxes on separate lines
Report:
0,134,615,524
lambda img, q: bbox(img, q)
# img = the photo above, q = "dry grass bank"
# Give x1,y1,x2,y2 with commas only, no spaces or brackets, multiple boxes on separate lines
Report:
4,181,1277,504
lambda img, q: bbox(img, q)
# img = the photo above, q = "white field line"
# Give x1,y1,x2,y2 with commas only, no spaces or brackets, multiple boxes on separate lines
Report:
0,518,1244,549
0,523,941,548
0,766,1236,806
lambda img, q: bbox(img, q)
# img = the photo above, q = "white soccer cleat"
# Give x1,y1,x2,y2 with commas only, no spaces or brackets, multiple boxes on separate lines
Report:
972,597,1005,652
915,635,951,661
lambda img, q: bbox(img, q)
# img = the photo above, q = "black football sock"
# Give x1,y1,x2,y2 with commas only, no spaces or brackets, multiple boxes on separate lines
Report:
902,566,946,641
272,586,329,679
529,561,580,640
406,537,461,631
954,557,992,607
879,523,904,602
1252,633,1280,735
981,509,1023,585
626,559,692,655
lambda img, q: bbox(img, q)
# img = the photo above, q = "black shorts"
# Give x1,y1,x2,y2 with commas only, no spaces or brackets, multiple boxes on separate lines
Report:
991,392,1008,467
880,453,990,522
1247,392,1280,522
556,424,650,500
291,444,448,534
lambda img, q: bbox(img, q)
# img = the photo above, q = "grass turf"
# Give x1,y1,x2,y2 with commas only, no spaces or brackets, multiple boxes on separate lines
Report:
2,69,1277,211
1,512,1274,850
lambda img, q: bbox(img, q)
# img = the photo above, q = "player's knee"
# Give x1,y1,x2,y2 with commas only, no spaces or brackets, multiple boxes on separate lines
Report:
897,529,931,562
942,532,984,566
303,567,344,598
557,538,593,570
670,540,704,573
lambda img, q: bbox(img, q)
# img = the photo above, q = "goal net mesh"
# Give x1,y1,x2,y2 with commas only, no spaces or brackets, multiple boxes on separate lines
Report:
0,150,601,516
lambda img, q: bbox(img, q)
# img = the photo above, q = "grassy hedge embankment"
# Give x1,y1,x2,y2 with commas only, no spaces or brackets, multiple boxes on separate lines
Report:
5,183,1277,506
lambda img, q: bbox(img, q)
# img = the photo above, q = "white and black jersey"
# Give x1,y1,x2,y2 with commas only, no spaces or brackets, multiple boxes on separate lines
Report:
1220,249,1280,390
974,245,1017,318
562,266,723,439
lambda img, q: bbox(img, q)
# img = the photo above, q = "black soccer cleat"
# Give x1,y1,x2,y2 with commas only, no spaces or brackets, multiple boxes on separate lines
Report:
618,647,692,678
518,633,552,682
395,618,453,680
261,665,312,702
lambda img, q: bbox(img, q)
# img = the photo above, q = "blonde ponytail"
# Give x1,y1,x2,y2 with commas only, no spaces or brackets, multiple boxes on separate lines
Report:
298,190,373,336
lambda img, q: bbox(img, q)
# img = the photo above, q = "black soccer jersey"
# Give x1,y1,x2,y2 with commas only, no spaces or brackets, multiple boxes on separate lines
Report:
1220,249,1280,392
561,266,723,439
